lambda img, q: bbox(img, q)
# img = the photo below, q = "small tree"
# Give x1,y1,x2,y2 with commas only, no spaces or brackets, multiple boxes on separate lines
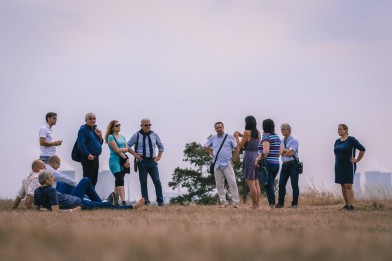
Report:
169,141,247,205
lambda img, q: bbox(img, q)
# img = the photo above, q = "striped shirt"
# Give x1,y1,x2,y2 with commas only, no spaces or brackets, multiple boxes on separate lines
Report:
258,133,281,165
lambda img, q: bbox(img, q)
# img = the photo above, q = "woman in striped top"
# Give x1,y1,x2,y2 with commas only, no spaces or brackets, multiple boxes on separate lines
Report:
256,119,281,207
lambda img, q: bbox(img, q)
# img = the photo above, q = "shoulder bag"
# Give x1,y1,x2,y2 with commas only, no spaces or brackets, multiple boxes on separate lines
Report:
209,134,228,175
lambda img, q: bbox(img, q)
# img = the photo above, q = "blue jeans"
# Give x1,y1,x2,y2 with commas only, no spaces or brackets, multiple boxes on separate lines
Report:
258,163,280,206
56,182,75,195
72,178,131,210
39,156,50,164
138,158,163,204
278,161,299,206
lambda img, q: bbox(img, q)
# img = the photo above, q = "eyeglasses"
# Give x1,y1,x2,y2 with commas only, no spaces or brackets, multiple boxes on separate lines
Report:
114,124,121,127
89,118,96,120
143,124,152,127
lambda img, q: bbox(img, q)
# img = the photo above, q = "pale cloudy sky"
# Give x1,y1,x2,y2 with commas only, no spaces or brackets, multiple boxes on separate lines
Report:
1,1,391,199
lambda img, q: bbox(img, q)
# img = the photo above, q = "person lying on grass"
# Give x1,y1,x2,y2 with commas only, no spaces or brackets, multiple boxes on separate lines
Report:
34,170,144,212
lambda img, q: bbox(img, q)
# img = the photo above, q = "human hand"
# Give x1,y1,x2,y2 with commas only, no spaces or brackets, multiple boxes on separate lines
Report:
94,128,102,136
125,159,130,168
350,157,359,163
155,155,161,162
88,154,95,160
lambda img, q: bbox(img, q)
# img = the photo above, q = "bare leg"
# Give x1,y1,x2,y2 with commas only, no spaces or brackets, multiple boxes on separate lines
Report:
115,186,126,202
132,198,145,209
255,180,261,207
247,180,260,209
344,184,354,206
341,184,348,205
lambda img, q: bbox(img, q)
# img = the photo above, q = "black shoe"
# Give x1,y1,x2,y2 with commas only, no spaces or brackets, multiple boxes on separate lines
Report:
341,205,349,210
347,205,355,211
290,205,298,209
275,204,283,208
122,201,127,206
158,202,164,207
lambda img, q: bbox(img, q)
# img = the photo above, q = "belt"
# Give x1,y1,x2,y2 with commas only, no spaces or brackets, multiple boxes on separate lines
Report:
140,156,155,160
283,160,296,165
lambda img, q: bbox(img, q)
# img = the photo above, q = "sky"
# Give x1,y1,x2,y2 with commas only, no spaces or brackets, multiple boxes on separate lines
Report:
1,0,391,200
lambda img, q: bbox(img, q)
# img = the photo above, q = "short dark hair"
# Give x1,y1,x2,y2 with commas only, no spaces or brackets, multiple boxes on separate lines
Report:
45,112,57,122
214,122,224,127
262,119,275,134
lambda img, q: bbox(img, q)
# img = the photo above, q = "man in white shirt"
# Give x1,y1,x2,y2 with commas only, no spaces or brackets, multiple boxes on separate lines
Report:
39,112,62,163
12,159,46,209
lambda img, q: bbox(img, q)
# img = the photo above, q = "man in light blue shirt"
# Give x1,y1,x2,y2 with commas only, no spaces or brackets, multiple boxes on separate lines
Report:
276,123,300,208
204,122,240,208
46,155,77,194
128,118,164,206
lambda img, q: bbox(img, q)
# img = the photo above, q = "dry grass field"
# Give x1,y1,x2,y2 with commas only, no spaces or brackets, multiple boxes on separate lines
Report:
1,194,391,261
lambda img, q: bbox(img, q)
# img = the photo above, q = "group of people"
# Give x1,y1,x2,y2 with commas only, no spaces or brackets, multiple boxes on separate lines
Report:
204,117,366,211
204,117,302,209
13,112,366,212
13,112,164,212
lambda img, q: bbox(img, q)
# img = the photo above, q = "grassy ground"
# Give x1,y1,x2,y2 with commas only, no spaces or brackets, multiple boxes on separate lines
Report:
1,196,391,261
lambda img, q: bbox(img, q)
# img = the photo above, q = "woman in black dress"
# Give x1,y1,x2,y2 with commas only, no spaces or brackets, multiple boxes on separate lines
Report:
334,124,365,211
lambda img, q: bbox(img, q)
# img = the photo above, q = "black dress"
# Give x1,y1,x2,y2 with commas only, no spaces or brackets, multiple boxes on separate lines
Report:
334,136,365,184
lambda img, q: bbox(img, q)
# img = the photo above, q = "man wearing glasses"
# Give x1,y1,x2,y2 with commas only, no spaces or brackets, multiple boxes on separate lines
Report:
46,155,77,194
39,112,62,163
127,118,164,206
77,113,103,187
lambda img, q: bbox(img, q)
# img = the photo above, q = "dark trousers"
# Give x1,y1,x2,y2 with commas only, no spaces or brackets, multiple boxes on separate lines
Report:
81,156,99,187
73,177,131,210
259,163,280,206
278,161,299,206
56,182,75,194
137,158,163,204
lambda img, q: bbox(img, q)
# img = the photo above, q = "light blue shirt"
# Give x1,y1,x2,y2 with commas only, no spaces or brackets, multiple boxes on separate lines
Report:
204,133,237,169
46,164,77,188
127,131,164,158
281,136,299,162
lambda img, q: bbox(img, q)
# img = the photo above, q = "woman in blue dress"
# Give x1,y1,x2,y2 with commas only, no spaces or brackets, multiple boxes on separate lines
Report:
234,116,261,209
334,124,365,211
105,120,130,206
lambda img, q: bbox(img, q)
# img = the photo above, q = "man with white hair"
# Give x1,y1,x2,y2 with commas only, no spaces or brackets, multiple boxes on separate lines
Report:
276,123,300,208
34,170,145,212
12,159,46,209
127,118,164,206
76,113,103,187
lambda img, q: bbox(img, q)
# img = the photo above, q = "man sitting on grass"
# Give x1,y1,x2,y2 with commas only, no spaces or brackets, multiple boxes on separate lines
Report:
34,170,144,212
12,159,46,209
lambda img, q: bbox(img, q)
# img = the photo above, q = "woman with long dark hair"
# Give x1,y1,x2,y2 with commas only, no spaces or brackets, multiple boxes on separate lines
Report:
255,119,281,208
334,124,365,211
104,120,130,206
234,116,261,209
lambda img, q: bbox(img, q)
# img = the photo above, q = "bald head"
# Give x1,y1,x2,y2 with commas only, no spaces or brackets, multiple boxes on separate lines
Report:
32,160,46,172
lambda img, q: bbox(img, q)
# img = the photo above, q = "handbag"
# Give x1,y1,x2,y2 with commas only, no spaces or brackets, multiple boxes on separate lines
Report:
71,139,81,162
112,134,131,174
259,157,268,186
209,134,228,175
133,133,139,172
284,138,303,174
